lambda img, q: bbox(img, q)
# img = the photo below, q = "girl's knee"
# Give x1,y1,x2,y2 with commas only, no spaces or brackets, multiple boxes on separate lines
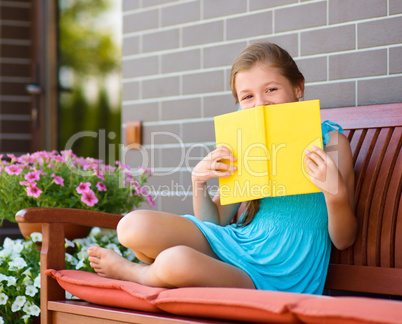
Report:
116,210,154,248
151,246,194,284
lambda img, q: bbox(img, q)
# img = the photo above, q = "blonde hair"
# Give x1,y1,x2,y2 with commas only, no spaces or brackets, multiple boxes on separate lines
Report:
230,42,305,226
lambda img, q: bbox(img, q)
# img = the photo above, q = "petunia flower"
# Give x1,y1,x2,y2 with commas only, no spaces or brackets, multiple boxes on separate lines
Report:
4,164,22,175
80,189,98,207
27,185,42,198
51,173,64,186
76,182,91,194
25,170,41,181
0,293,8,305
19,180,36,186
96,182,107,191
11,296,26,312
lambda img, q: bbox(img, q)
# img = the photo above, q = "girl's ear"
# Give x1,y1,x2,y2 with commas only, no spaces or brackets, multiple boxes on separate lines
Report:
296,80,305,99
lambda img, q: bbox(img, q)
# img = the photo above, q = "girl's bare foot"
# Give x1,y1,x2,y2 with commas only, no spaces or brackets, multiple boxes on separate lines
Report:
87,246,147,283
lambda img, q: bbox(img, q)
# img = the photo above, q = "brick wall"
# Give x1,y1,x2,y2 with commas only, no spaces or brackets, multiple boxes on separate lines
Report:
121,0,402,215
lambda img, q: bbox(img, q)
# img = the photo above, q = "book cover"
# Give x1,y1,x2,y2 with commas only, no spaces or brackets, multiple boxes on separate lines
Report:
214,100,323,205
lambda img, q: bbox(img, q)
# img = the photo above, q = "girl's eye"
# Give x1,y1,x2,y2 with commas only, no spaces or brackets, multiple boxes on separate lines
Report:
241,94,252,101
266,88,277,93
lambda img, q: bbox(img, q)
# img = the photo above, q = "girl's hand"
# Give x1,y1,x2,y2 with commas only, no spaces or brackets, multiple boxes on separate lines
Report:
304,146,343,196
192,146,237,184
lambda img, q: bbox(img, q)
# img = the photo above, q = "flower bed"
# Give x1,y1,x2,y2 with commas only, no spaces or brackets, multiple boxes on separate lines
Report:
0,228,137,324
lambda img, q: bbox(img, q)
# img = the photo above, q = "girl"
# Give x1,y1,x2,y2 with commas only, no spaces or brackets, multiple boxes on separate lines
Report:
88,42,357,294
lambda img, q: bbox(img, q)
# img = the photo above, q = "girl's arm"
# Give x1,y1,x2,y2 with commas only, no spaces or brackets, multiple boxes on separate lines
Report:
305,132,357,250
192,146,240,226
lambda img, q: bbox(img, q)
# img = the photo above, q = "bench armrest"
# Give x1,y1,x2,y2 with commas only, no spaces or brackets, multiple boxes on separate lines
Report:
15,207,123,229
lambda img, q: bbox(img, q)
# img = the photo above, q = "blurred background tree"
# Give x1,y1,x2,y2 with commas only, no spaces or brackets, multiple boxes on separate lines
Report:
58,0,121,164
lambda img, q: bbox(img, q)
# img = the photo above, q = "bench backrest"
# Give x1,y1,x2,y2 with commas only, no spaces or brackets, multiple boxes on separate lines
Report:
321,103,402,296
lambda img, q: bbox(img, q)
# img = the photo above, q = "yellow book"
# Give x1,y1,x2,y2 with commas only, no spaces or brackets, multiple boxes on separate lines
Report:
214,100,323,205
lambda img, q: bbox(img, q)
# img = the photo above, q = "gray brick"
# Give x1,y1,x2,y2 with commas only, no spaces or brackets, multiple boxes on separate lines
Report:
161,49,201,74
182,71,225,95
123,9,158,34
122,36,140,56
182,21,224,47
203,0,246,19
160,147,188,169
122,0,140,11
143,123,182,145
227,12,273,41
296,56,327,83
249,0,297,11
390,0,402,14
145,172,181,194
183,144,214,169
204,94,237,118
304,82,356,108
142,76,180,99
301,25,355,56
161,98,201,120
122,56,159,78
389,47,402,74
182,120,215,142
203,42,247,69
329,0,387,24
358,76,402,106
141,0,177,8
122,82,140,101
161,1,200,27
121,146,159,170
329,49,387,80
275,1,326,33
122,102,159,123
358,17,402,49
160,194,194,215
143,29,180,53
264,33,299,57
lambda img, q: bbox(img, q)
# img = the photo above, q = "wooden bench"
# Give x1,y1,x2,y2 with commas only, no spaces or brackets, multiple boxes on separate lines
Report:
16,103,402,324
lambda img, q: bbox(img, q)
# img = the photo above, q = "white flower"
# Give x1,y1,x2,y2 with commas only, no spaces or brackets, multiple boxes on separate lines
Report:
90,227,101,236
0,293,8,305
7,276,17,287
124,250,136,262
11,295,26,312
0,274,8,282
9,257,27,270
75,258,85,270
34,275,41,288
23,301,41,316
0,316,4,324
30,232,42,243
65,238,75,248
65,253,78,265
106,243,122,256
22,315,30,324
25,285,38,297
77,249,88,260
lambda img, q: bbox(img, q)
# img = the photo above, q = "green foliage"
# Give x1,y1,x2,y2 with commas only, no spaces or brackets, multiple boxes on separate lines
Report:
0,150,154,224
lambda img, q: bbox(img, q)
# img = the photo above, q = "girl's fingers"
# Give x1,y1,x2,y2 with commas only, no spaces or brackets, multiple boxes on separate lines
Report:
304,148,325,166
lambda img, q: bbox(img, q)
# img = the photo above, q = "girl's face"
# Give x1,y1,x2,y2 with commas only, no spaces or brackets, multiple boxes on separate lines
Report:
235,63,303,110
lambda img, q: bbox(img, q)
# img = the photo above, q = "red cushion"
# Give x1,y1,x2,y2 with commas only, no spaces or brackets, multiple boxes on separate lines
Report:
154,287,310,323
45,269,166,312
291,296,402,324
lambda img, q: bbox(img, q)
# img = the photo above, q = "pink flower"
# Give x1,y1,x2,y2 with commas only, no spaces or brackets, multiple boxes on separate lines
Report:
27,185,42,198
20,180,36,186
147,194,156,207
94,168,105,180
5,165,22,175
51,173,64,186
76,182,91,194
96,182,107,191
25,171,41,181
80,189,98,207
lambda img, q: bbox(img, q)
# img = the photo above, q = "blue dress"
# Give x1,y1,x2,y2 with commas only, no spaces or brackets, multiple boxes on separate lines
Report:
182,121,343,295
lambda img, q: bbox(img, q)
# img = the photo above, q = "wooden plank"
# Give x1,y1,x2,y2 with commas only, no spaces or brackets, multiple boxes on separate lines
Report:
320,104,402,129
325,264,402,295
48,301,232,324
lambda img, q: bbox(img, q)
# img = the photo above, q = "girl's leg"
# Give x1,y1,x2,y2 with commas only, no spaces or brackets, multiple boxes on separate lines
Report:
114,209,219,263
88,245,255,289
87,209,255,289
